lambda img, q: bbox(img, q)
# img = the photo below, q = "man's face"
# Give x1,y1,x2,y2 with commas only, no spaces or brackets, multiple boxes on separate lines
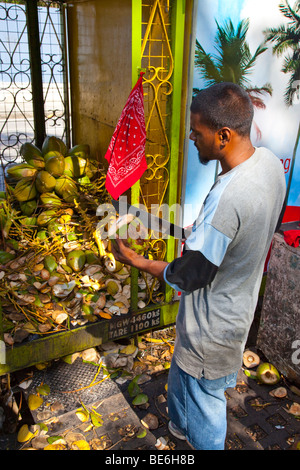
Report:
189,112,219,165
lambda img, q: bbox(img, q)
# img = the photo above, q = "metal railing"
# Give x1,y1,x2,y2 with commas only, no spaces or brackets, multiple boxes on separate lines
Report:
0,0,70,189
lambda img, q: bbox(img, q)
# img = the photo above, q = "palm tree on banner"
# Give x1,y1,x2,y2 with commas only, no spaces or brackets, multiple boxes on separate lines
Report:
193,18,272,139
264,0,300,210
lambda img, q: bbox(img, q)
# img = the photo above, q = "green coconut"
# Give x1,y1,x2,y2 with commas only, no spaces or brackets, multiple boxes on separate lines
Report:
64,155,87,178
105,279,121,297
85,159,98,180
39,192,62,208
68,144,90,159
7,163,37,181
77,176,91,186
44,255,58,273
47,220,64,236
42,136,67,157
20,216,37,226
66,249,86,272
66,232,77,241
20,143,45,169
14,178,37,202
20,199,37,216
37,210,56,226
55,176,78,203
256,362,281,385
35,170,56,193
36,230,48,241
85,250,100,264
82,304,94,316
0,251,15,264
43,150,63,164
45,154,65,177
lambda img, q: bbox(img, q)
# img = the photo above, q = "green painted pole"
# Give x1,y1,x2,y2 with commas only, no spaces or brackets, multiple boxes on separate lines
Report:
131,0,143,311
165,0,186,303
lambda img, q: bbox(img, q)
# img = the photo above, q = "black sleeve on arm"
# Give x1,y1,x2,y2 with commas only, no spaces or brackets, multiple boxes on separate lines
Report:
165,250,218,293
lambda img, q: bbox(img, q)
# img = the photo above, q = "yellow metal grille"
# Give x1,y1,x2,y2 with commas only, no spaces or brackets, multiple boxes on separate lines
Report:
140,0,174,263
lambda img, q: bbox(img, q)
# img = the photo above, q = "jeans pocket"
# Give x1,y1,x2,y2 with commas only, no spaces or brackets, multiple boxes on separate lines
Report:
224,371,238,388
201,371,238,391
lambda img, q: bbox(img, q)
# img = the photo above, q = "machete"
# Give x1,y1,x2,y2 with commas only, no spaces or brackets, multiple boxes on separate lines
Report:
110,198,191,240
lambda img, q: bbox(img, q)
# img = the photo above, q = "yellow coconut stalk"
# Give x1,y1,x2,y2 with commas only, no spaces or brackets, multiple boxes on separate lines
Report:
93,229,106,257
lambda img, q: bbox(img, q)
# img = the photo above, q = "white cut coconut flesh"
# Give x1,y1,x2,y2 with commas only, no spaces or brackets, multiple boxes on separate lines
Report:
243,350,260,368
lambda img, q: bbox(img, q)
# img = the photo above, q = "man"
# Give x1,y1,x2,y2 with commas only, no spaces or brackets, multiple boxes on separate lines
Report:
111,82,286,450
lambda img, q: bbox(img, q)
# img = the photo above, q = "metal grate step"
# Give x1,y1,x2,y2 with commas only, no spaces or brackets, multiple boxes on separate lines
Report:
24,358,124,421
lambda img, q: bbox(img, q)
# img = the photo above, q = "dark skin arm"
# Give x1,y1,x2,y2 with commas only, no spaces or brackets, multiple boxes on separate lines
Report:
111,237,168,281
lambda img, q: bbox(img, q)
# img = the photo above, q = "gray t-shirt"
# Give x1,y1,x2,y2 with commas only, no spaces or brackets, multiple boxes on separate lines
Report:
165,147,286,380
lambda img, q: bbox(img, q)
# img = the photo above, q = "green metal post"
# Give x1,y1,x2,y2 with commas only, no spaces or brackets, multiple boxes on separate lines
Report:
25,0,46,149
165,0,186,303
130,0,143,311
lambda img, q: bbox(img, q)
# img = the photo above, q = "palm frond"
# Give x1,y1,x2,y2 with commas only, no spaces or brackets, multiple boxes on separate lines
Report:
246,83,273,96
278,0,300,23
242,43,268,72
194,17,270,117
192,87,201,98
284,72,300,105
194,39,222,84
264,0,300,106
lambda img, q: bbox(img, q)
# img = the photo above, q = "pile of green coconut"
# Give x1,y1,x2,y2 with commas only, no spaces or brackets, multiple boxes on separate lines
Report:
0,136,159,347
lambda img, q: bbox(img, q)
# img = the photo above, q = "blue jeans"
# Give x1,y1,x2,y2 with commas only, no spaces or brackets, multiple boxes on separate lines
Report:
167,359,238,450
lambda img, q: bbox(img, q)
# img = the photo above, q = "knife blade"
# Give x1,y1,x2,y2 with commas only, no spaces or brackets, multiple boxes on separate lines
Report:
111,198,190,239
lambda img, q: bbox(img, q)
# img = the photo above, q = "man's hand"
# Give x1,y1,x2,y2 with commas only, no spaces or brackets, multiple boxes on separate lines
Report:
111,236,169,281
110,237,140,267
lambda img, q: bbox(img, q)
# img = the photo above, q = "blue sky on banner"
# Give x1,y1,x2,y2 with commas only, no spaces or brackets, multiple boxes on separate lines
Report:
183,0,300,226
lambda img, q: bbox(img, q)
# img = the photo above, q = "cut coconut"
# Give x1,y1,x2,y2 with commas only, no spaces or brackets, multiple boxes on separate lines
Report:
243,350,260,369
114,266,130,280
104,254,124,273
105,279,122,297
269,387,287,398
84,264,102,276
94,293,106,310
141,413,159,430
256,362,281,385
52,280,76,298
17,424,36,443
52,311,68,325
155,436,168,450
286,402,300,416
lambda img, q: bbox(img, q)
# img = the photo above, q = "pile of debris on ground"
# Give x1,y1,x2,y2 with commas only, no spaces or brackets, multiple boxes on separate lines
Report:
1,327,300,450
0,327,176,450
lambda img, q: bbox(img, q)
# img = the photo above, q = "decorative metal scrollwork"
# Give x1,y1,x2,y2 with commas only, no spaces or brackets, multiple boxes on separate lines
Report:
0,1,69,189
0,2,34,172
139,0,174,304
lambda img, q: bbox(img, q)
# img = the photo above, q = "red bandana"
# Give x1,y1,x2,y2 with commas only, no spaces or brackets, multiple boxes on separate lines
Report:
104,73,147,200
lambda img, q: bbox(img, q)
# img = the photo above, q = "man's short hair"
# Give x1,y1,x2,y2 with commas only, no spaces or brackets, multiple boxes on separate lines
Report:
191,82,254,137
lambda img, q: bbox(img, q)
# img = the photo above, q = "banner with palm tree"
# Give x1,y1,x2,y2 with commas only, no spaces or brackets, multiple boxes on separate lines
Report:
183,0,300,227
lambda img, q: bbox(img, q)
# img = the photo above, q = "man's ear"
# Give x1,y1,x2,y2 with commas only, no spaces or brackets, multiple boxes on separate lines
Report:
218,127,231,147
